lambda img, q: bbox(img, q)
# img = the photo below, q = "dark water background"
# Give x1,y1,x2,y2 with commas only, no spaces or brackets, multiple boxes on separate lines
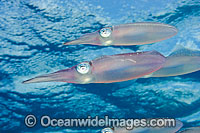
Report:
0,0,200,132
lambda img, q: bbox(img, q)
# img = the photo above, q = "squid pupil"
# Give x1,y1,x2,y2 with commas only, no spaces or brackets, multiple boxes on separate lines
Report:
80,66,86,70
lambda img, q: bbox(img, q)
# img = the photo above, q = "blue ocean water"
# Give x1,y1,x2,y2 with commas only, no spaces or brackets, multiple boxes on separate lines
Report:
0,0,200,132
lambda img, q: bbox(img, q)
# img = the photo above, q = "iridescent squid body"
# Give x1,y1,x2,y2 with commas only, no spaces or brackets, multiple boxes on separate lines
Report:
23,51,166,84
180,126,200,133
64,22,178,46
147,45,200,78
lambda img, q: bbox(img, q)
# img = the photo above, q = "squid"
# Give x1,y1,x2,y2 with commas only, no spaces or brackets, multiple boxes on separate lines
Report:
23,51,165,84
146,45,200,77
109,120,183,133
180,126,200,133
64,22,178,46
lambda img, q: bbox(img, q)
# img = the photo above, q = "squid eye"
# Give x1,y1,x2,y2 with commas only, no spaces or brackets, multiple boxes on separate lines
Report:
99,27,112,38
101,128,113,133
76,62,90,74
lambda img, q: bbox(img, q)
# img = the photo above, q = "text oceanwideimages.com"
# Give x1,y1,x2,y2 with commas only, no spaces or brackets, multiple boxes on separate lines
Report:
25,114,176,129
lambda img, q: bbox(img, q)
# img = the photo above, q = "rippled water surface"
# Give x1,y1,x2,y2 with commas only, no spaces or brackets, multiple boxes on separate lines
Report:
0,0,200,132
